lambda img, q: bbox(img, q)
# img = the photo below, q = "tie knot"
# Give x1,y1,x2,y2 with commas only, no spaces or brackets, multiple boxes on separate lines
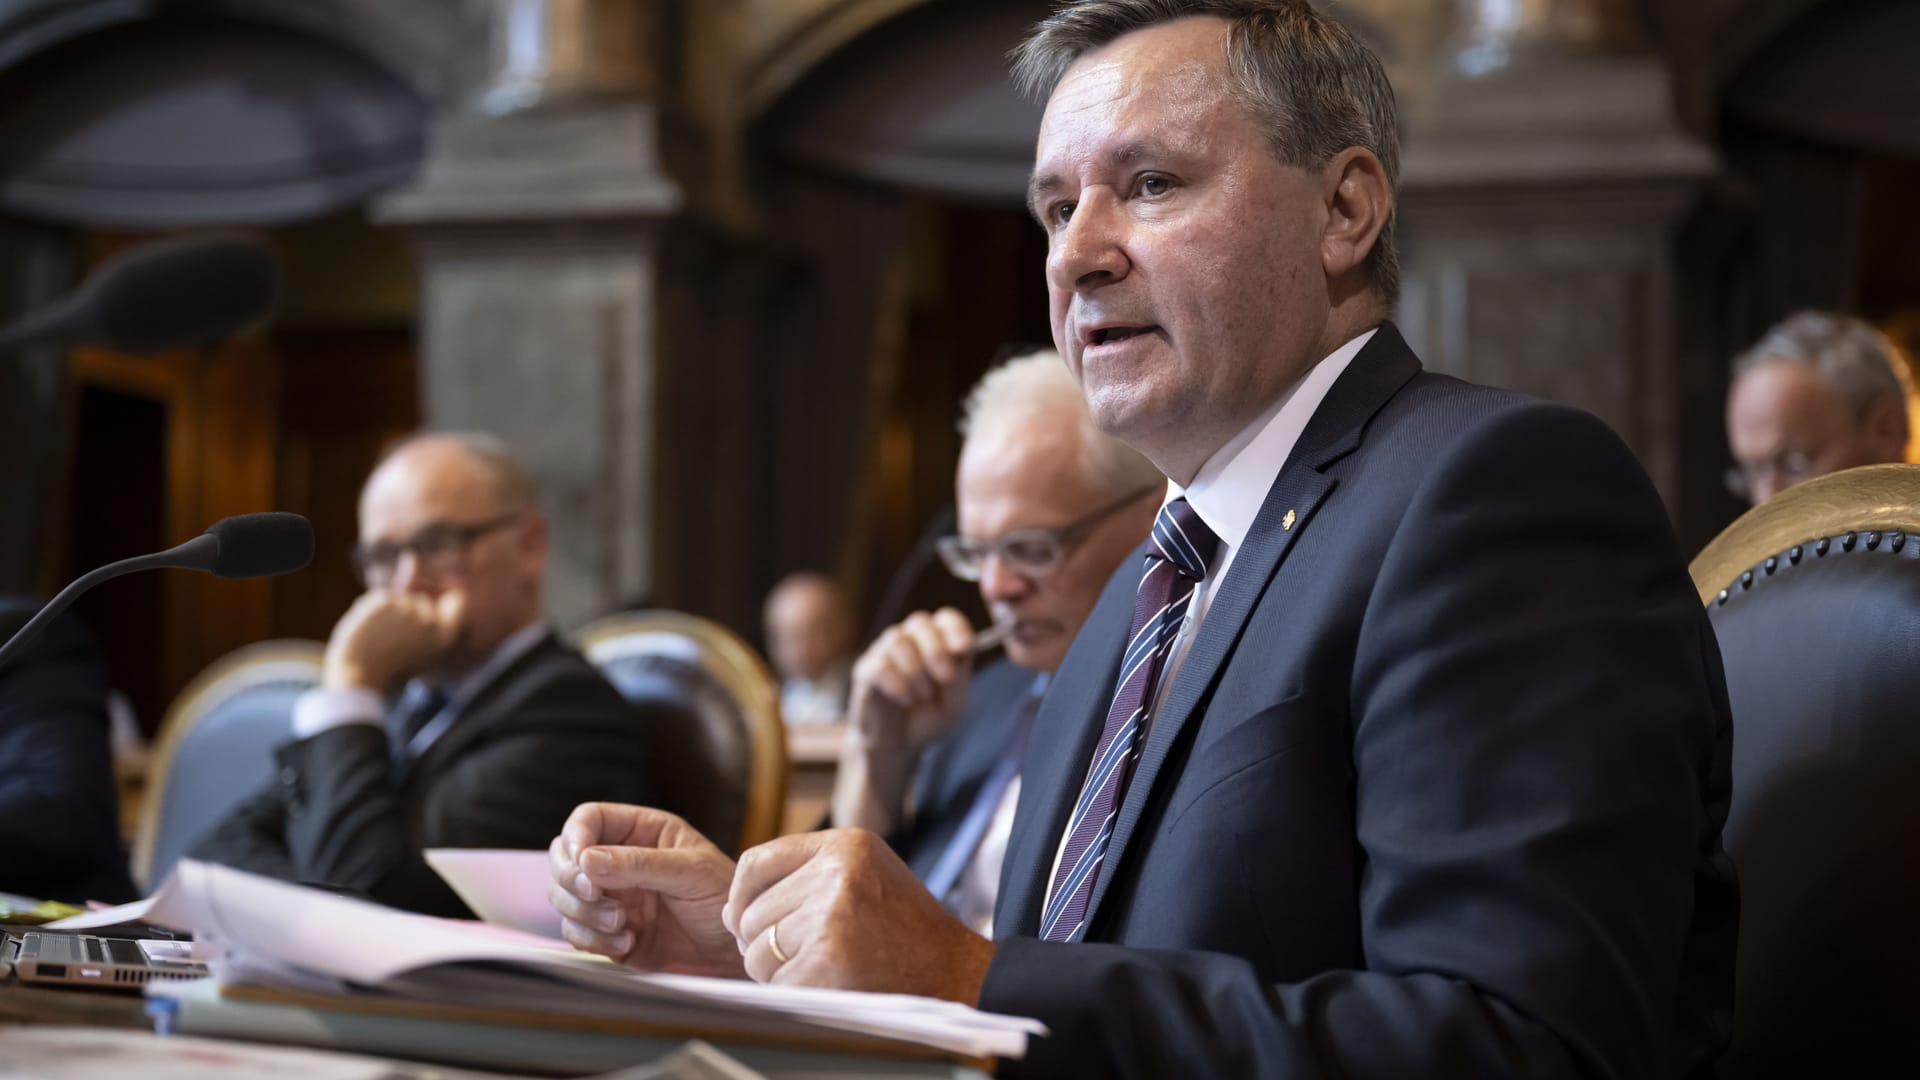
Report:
1151,498,1219,580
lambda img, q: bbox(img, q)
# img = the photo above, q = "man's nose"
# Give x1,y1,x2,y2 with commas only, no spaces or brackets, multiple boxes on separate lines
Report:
1046,190,1129,295
389,550,436,594
978,553,1034,604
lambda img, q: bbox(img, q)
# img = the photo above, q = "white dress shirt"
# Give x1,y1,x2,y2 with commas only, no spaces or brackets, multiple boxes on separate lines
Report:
940,671,1049,938
1152,328,1375,717
781,662,851,725
291,621,550,750
951,775,1022,937
1046,329,1376,892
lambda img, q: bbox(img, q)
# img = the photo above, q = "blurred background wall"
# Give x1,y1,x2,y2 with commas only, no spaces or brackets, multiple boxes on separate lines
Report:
0,0,1913,730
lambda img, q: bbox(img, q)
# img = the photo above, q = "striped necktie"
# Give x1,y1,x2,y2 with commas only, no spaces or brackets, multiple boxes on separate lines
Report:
1040,497,1219,942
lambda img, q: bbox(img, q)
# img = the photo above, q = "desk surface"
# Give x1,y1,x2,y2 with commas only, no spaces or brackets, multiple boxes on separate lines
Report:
784,720,847,764
782,722,847,834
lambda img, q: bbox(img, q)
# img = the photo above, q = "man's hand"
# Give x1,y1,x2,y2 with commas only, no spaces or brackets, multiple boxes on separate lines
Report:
832,609,976,832
721,829,996,1004
848,608,976,753
547,803,745,978
322,589,464,691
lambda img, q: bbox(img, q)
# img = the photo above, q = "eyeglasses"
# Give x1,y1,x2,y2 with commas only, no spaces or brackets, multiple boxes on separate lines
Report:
936,487,1159,582
1723,450,1817,502
351,512,523,587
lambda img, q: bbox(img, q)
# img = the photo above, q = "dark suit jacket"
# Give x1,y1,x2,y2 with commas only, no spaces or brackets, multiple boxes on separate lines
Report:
191,633,679,917
0,598,138,904
983,326,1737,1078
891,658,1037,882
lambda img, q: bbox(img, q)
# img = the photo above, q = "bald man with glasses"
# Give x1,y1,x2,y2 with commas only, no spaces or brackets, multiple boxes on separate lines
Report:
831,350,1162,934
192,432,682,915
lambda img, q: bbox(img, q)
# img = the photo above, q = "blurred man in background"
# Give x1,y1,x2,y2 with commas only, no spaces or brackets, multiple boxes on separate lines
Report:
193,432,684,915
763,572,857,724
1726,311,1910,505
831,348,1160,933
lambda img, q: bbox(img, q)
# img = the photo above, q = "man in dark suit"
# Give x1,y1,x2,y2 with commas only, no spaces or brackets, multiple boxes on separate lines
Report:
545,4,1736,1076
0,599,138,904
194,432,680,917
831,348,1159,933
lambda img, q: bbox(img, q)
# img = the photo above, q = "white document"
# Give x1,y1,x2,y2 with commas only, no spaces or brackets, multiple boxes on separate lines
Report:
140,860,1043,1061
424,848,563,940
42,896,157,930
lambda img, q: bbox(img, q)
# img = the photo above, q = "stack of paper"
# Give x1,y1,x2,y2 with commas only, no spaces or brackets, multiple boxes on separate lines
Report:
111,860,1041,1063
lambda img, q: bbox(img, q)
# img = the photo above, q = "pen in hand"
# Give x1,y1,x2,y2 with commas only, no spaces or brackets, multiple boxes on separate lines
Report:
971,620,1013,654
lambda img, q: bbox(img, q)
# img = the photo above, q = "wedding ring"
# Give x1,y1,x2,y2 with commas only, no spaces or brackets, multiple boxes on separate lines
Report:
767,921,790,965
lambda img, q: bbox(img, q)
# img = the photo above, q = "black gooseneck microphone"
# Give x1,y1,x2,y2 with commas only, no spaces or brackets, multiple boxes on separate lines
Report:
0,512,314,671
0,233,280,357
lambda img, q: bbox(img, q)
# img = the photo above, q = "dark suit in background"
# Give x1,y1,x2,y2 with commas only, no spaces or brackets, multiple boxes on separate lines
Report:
192,633,680,917
984,327,1738,1078
0,597,138,903
890,657,1037,883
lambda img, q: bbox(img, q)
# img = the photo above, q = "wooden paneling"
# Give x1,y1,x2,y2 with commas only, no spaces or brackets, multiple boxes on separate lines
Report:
65,339,279,731
59,327,418,734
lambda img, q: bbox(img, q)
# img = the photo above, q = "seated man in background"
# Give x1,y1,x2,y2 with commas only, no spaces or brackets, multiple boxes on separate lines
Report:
193,432,681,916
832,348,1159,934
1726,310,1910,505
0,599,138,904
762,572,856,724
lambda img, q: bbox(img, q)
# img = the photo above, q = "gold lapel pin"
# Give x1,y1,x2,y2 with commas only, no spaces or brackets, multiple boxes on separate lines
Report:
1282,509,1297,532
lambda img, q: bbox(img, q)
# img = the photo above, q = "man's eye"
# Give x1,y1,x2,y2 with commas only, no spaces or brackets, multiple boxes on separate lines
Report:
1002,536,1058,564
1052,202,1075,226
413,529,462,555
1139,175,1170,196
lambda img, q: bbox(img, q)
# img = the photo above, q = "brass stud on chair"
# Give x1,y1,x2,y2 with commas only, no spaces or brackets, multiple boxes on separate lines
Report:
1789,545,1803,565
1843,533,1858,552
1866,531,1882,551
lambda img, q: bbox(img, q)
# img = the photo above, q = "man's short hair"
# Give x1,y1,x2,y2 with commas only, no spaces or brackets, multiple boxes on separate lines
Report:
1011,0,1401,304
1734,311,1906,422
960,347,1165,498
376,431,539,511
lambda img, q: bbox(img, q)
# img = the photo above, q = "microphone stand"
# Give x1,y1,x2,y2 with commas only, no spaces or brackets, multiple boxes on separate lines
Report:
0,536,215,671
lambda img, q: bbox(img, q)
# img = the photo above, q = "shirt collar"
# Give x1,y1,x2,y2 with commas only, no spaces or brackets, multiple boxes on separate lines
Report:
418,619,549,708
1169,328,1377,553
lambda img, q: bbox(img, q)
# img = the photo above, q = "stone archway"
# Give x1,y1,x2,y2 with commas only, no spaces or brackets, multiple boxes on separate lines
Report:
0,1,466,718
0,0,474,104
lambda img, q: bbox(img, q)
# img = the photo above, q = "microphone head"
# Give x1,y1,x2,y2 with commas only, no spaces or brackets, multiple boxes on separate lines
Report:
202,512,314,580
75,233,280,355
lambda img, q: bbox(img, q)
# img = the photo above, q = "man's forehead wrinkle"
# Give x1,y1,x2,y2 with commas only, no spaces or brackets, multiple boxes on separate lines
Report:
1041,53,1227,170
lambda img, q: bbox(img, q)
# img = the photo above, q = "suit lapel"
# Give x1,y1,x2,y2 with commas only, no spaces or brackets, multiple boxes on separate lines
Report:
993,557,1138,938
1076,324,1423,934
407,632,559,779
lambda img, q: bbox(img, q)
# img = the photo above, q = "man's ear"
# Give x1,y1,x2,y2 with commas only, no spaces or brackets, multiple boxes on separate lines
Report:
520,511,552,567
1863,394,1912,462
1320,147,1392,285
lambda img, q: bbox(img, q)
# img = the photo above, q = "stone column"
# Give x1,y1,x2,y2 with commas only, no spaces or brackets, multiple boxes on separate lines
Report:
1396,0,1715,512
376,0,680,627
